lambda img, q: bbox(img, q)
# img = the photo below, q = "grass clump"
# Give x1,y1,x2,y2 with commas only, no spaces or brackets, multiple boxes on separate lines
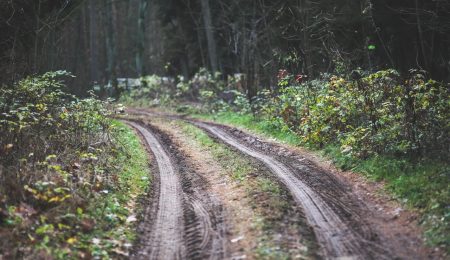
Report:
324,145,449,247
194,111,302,146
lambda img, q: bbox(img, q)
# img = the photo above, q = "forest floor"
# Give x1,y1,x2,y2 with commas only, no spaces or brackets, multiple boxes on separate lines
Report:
120,108,445,259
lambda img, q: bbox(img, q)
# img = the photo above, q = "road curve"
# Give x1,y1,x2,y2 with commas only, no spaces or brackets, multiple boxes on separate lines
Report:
125,121,186,259
192,121,381,259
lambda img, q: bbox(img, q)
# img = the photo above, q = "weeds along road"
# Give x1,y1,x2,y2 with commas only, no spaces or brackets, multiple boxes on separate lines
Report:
123,121,225,260
123,109,436,260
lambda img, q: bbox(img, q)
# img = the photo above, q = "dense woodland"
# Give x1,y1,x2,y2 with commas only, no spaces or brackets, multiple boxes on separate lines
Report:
1,0,450,96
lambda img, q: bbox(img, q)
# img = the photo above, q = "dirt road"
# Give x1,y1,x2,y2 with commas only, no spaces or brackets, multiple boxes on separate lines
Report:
192,121,373,258
125,120,225,259
123,110,439,259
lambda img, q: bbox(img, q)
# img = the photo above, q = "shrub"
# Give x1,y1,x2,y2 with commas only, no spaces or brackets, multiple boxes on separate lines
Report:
0,72,122,258
256,69,449,160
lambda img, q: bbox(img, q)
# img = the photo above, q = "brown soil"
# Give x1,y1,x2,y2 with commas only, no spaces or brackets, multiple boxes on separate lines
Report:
133,115,320,259
125,119,226,259
193,119,444,259
150,117,259,259
124,108,445,259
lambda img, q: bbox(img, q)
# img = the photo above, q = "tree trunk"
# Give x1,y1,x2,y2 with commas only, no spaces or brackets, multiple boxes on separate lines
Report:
104,0,118,96
136,0,148,77
415,0,429,71
33,0,42,73
89,1,99,83
200,0,219,72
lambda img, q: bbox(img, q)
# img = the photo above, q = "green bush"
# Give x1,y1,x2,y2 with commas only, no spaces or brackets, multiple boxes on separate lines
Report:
257,69,449,160
0,72,131,258
0,72,113,195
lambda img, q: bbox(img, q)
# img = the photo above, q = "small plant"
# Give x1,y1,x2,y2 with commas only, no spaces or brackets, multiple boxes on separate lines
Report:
0,72,148,258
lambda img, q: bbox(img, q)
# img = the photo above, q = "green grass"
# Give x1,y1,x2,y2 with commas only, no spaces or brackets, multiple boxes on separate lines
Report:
113,120,151,195
69,120,151,258
194,111,450,251
179,122,254,182
324,145,449,247
193,111,302,146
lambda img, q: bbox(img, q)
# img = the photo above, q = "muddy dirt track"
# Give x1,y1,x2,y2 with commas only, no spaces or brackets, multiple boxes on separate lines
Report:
124,120,225,260
193,121,377,259
124,109,440,260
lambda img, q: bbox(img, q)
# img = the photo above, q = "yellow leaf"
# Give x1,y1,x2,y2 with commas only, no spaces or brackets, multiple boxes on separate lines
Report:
28,234,35,242
48,196,61,203
67,237,77,244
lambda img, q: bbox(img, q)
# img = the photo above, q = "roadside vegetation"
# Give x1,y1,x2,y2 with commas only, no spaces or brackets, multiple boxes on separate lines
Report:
0,72,150,258
120,67,449,250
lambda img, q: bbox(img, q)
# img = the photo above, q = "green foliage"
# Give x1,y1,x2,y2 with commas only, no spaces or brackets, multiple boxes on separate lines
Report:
0,71,113,166
122,75,174,106
254,69,449,160
121,68,250,114
0,73,149,258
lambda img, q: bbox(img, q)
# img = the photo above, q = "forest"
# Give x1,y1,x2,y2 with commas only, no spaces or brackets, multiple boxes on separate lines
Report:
0,0,449,259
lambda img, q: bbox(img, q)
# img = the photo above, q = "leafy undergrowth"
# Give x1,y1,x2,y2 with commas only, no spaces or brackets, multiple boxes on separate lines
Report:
70,120,151,259
194,111,450,252
0,72,150,258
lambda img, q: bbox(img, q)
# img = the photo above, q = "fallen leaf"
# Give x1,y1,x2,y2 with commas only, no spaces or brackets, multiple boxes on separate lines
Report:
72,162,81,170
126,215,137,223
67,237,77,244
231,235,244,243
112,248,129,256
16,202,37,218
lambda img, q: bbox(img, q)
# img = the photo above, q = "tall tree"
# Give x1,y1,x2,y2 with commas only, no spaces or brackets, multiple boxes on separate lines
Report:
136,0,148,76
104,0,118,95
89,0,99,83
200,0,219,72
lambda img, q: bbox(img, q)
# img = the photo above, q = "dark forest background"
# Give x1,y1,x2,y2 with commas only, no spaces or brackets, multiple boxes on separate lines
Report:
1,0,450,96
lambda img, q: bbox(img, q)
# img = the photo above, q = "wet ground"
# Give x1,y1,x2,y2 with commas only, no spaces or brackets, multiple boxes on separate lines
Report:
122,109,442,259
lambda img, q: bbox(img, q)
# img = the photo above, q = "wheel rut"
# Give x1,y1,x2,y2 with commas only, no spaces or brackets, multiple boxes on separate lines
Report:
126,121,186,259
191,121,386,259
125,109,435,259
125,120,225,260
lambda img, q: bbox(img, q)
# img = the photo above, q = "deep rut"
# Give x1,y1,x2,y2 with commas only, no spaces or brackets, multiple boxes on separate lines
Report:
125,109,435,259
192,121,386,259
126,121,185,259
125,120,225,260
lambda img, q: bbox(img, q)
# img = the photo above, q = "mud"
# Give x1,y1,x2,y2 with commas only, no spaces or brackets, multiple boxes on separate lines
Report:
190,120,438,260
124,120,225,259
153,118,321,259
124,109,440,259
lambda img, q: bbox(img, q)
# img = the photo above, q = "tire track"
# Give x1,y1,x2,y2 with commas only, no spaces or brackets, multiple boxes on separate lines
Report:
125,121,186,259
125,109,433,259
191,121,387,259
125,119,226,259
